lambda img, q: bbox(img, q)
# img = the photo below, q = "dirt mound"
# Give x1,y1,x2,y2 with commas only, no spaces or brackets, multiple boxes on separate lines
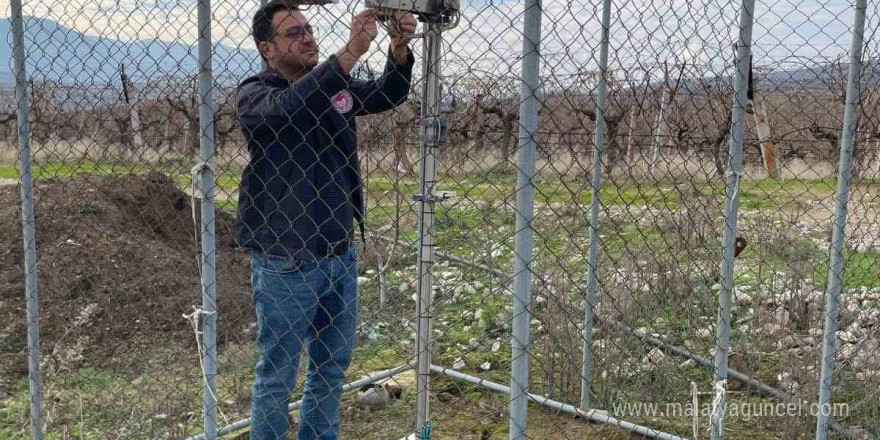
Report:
0,173,253,395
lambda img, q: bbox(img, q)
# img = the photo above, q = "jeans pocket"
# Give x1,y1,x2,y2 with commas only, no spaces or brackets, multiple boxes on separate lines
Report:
257,254,310,275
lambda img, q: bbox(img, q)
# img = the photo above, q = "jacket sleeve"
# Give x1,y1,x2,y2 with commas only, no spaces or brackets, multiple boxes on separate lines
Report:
349,48,415,116
236,55,351,129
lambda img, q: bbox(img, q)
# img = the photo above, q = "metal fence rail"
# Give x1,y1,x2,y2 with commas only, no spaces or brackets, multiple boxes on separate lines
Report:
4,0,879,439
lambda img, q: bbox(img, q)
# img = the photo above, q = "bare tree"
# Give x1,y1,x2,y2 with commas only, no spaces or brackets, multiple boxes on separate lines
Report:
478,100,518,163
393,101,417,172
164,75,201,153
163,74,238,154
651,61,688,164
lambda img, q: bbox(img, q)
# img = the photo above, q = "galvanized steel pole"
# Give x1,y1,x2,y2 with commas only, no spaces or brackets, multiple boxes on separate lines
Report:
815,1,867,439
509,0,542,437
414,20,444,433
710,0,755,438
580,0,613,411
9,1,43,439
196,0,219,437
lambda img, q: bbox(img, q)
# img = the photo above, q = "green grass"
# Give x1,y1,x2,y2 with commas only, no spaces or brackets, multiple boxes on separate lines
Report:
2,160,864,216
814,250,880,290
2,161,879,439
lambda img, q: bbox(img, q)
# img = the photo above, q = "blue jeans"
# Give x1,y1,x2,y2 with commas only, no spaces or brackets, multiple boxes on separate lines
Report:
249,247,358,440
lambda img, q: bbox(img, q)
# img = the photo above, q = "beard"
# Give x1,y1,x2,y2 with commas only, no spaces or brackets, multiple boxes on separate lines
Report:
277,51,318,75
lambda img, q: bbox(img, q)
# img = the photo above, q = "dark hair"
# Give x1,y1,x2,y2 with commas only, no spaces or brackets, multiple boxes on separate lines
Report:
253,1,300,53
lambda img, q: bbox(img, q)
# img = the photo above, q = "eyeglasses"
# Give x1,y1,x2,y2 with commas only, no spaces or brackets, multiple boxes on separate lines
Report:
273,25,315,41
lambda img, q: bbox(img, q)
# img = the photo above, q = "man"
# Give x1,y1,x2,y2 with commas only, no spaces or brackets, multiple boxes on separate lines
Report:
234,2,416,439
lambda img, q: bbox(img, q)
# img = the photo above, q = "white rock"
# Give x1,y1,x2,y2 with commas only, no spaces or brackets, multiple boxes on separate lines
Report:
492,339,502,352
806,290,824,304
777,371,800,393
763,323,782,335
357,277,370,286
366,269,376,275
452,358,466,369
837,331,859,344
642,348,666,371
855,370,878,381
836,343,858,361
695,328,713,339
468,338,479,348
846,322,862,337
735,292,753,306
472,281,484,290
775,307,791,327
479,361,492,371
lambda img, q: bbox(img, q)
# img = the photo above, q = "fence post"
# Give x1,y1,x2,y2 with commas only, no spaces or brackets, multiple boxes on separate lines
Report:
580,0,613,412
815,1,867,438
509,0,542,437
710,0,755,438
9,1,43,439
196,0,219,437
414,20,445,432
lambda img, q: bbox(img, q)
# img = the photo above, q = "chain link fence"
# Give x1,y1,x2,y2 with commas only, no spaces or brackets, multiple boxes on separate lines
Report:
2,0,879,439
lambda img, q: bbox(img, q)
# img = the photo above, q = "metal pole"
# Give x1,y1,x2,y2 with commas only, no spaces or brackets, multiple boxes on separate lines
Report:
196,0,218,437
509,0,542,437
815,1,867,438
414,21,444,433
10,2,43,439
432,365,689,440
580,0,612,411
710,0,755,438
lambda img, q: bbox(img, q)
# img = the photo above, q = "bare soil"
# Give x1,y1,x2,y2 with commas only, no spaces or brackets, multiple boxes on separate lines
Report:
0,173,253,396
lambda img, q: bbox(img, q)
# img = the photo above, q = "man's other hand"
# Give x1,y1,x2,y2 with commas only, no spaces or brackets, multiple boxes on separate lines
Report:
389,11,417,63
336,10,379,74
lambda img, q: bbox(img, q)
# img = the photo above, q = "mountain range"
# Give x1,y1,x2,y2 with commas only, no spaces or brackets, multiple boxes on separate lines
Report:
1,17,260,87
3,16,874,95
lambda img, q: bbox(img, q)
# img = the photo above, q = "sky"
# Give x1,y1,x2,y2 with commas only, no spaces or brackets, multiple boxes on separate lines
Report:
1,0,872,90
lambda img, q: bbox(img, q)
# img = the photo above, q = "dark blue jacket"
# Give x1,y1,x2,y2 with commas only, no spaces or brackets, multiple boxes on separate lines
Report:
235,51,414,259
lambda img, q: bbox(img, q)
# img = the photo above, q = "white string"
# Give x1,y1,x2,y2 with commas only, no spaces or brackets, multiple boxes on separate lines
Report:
709,379,727,436
183,306,230,427
190,161,216,281
186,162,228,425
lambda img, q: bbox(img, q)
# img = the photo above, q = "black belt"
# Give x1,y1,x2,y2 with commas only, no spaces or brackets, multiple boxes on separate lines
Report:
316,239,350,258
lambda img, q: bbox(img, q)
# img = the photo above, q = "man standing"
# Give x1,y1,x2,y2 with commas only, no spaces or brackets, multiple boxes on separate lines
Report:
234,2,416,439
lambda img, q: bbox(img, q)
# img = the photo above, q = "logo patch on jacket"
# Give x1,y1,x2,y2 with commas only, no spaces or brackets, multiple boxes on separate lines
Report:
331,90,354,114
